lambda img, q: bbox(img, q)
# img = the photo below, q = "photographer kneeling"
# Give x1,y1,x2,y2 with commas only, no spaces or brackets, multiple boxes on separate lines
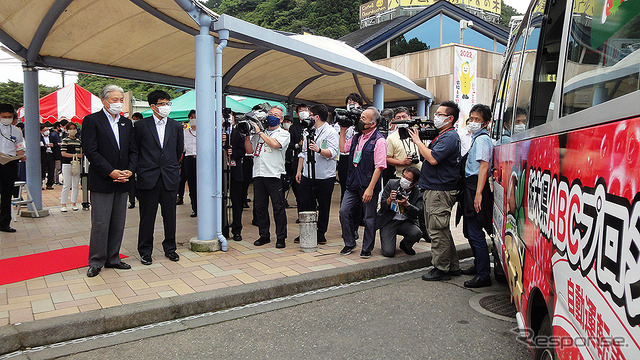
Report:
377,167,423,257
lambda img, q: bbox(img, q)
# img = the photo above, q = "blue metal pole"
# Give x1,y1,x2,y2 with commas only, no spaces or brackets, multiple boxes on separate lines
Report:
373,80,384,110
215,29,229,251
417,99,426,117
23,66,42,210
195,20,216,243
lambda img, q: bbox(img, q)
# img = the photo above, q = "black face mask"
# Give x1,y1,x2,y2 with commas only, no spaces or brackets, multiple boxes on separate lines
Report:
356,120,368,132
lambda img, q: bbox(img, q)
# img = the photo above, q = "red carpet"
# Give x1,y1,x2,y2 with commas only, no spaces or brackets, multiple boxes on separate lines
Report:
0,245,128,285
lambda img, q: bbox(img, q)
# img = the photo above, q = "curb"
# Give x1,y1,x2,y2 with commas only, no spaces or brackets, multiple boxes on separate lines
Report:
0,244,472,355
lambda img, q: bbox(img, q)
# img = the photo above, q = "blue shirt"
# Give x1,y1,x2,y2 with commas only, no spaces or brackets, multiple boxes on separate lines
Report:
418,128,460,191
465,129,493,177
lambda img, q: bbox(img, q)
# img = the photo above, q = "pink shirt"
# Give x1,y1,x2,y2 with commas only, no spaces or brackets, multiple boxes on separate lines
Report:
344,131,387,170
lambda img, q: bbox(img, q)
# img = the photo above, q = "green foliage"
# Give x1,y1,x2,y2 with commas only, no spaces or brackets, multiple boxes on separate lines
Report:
0,80,58,109
500,0,522,28
76,74,182,101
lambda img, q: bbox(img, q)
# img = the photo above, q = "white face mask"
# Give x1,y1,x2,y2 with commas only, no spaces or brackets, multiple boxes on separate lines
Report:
107,102,124,115
68,129,77,137
433,115,449,129
513,124,526,134
298,111,309,120
156,105,171,118
399,177,412,190
467,122,482,134
189,119,196,127
0,118,12,126
43,130,50,136
282,123,291,130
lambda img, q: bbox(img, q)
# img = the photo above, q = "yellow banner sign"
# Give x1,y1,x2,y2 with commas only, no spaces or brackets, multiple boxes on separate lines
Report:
399,0,501,15
360,0,389,19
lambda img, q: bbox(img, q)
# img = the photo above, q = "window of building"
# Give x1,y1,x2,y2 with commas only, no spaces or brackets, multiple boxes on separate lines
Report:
388,16,439,57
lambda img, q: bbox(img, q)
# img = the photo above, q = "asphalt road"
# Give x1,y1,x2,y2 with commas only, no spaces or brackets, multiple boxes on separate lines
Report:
24,263,531,360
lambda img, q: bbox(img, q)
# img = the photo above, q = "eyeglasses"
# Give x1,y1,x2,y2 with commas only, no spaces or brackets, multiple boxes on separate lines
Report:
155,102,172,106
267,112,281,117
434,113,450,117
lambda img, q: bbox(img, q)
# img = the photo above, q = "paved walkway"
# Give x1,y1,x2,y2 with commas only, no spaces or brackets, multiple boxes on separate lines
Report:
0,182,467,327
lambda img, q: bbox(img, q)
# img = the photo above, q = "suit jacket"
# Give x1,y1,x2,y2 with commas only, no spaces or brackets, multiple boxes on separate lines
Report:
229,127,245,182
131,116,184,191
40,132,62,160
376,179,423,229
81,110,134,193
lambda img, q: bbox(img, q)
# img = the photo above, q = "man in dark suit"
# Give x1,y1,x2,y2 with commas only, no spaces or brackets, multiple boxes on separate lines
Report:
376,166,423,257
132,90,184,265
40,124,60,189
228,113,245,241
82,85,133,277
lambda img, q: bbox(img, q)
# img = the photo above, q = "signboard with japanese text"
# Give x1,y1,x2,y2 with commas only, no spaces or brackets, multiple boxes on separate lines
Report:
360,0,389,19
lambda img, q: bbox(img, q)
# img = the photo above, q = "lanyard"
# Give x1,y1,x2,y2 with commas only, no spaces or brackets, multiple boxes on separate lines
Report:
429,127,454,149
0,126,16,143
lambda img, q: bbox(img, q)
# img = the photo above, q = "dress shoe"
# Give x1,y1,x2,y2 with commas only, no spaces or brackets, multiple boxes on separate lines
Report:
254,238,270,246
141,255,152,265
243,203,250,209
293,236,300,243
276,240,286,249
165,252,180,261
128,202,135,209
190,211,197,217
86,266,101,277
421,267,451,281
317,234,327,245
105,261,131,269
46,186,54,190
464,275,492,288
176,198,184,205
0,226,17,233
461,266,477,275
232,233,242,241
399,240,416,255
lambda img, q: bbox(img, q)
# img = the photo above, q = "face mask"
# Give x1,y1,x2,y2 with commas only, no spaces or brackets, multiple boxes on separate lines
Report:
513,124,526,134
68,129,77,137
356,119,369,132
467,122,482,134
107,102,124,115
43,130,50,136
433,115,449,129
282,123,291,130
156,105,171,118
189,119,196,127
0,118,12,126
266,115,281,127
298,111,309,120
399,177,412,190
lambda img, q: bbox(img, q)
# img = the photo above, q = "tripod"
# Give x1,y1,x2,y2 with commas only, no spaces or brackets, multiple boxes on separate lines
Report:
221,120,232,237
304,127,318,212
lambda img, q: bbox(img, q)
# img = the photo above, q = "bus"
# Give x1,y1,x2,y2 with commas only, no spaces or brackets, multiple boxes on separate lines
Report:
490,0,640,358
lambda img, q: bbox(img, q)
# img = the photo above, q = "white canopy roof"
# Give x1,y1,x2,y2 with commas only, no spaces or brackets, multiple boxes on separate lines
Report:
0,0,432,107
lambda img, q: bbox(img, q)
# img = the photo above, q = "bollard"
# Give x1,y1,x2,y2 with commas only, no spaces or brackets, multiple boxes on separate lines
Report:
298,211,317,252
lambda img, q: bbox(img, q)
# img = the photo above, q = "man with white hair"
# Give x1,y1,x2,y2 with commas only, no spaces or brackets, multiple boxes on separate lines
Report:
82,85,134,277
245,105,290,248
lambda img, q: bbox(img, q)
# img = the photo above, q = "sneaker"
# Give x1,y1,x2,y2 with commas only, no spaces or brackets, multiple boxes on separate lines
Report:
60,206,68,212
360,251,372,259
340,245,355,255
72,206,79,211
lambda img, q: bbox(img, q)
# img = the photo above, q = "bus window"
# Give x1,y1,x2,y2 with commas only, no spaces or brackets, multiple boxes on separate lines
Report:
562,0,640,115
499,32,527,144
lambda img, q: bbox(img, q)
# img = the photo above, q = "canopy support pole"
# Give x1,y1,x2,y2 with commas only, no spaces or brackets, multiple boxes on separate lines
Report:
373,80,384,110
214,29,229,251
417,99,426,117
190,18,222,252
23,66,43,211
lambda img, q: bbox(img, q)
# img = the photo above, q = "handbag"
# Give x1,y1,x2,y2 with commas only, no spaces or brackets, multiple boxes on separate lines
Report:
70,154,81,176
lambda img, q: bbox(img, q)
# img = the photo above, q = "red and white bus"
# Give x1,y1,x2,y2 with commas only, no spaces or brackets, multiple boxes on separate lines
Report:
490,0,640,358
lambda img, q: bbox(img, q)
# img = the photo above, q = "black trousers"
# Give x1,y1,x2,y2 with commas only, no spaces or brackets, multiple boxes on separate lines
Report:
298,176,335,235
337,155,348,201
41,152,55,187
183,155,197,212
128,175,136,205
137,176,177,257
0,160,17,227
230,176,243,236
241,156,253,203
177,160,186,200
254,176,287,241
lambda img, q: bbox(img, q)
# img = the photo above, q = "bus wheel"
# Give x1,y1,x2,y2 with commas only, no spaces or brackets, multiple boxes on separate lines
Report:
534,315,555,360
493,250,507,283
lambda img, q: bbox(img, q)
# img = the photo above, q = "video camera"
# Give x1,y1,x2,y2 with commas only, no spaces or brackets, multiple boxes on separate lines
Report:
392,116,439,141
333,106,364,128
235,103,271,137
222,107,232,129
299,113,315,131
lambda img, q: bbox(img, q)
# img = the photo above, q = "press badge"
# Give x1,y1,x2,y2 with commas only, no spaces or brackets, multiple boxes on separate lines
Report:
353,150,362,164
253,143,263,157
230,159,237,166
321,139,328,149
390,201,399,213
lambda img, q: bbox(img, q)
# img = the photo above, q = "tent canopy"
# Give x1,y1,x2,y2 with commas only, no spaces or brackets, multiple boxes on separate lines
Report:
0,0,432,107
17,83,101,124
140,91,286,122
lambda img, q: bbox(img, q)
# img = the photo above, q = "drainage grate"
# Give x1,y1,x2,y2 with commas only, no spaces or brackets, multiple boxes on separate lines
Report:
478,294,517,318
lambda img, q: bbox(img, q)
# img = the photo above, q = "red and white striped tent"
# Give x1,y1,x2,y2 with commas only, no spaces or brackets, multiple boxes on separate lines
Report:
18,83,102,124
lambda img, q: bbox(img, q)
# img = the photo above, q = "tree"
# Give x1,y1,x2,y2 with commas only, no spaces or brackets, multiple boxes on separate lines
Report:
75,74,182,101
0,80,58,109
500,0,522,28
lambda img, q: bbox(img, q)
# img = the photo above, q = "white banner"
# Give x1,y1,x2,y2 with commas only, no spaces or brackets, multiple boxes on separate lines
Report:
453,46,478,155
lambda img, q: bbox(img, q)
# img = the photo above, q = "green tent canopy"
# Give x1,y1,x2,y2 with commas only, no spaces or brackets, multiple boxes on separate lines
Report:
141,91,286,122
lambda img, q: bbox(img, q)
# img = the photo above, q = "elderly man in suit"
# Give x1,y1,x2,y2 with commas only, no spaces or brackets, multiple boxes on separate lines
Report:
132,90,184,265
82,85,134,277
376,166,423,257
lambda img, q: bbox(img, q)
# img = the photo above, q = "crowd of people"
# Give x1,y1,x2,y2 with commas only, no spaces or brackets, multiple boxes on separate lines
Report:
0,84,495,288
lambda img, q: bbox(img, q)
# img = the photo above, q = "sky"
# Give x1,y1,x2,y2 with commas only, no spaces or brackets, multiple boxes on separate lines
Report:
0,0,532,88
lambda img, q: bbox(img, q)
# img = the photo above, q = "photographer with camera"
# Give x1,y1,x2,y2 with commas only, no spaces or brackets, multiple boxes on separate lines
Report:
293,104,339,245
244,105,291,248
386,107,423,178
226,111,246,242
335,93,363,201
408,100,462,281
377,166,423,257
338,107,387,258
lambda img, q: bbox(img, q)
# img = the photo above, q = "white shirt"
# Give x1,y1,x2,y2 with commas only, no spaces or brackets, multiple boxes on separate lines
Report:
42,134,52,153
102,108,121,148
153,114,167,148
298,122,339,179
251,127,290,178
184,128,196,156
0,124,24,156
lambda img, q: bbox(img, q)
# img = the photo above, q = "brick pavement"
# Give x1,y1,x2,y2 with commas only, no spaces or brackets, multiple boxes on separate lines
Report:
0,182,467,327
